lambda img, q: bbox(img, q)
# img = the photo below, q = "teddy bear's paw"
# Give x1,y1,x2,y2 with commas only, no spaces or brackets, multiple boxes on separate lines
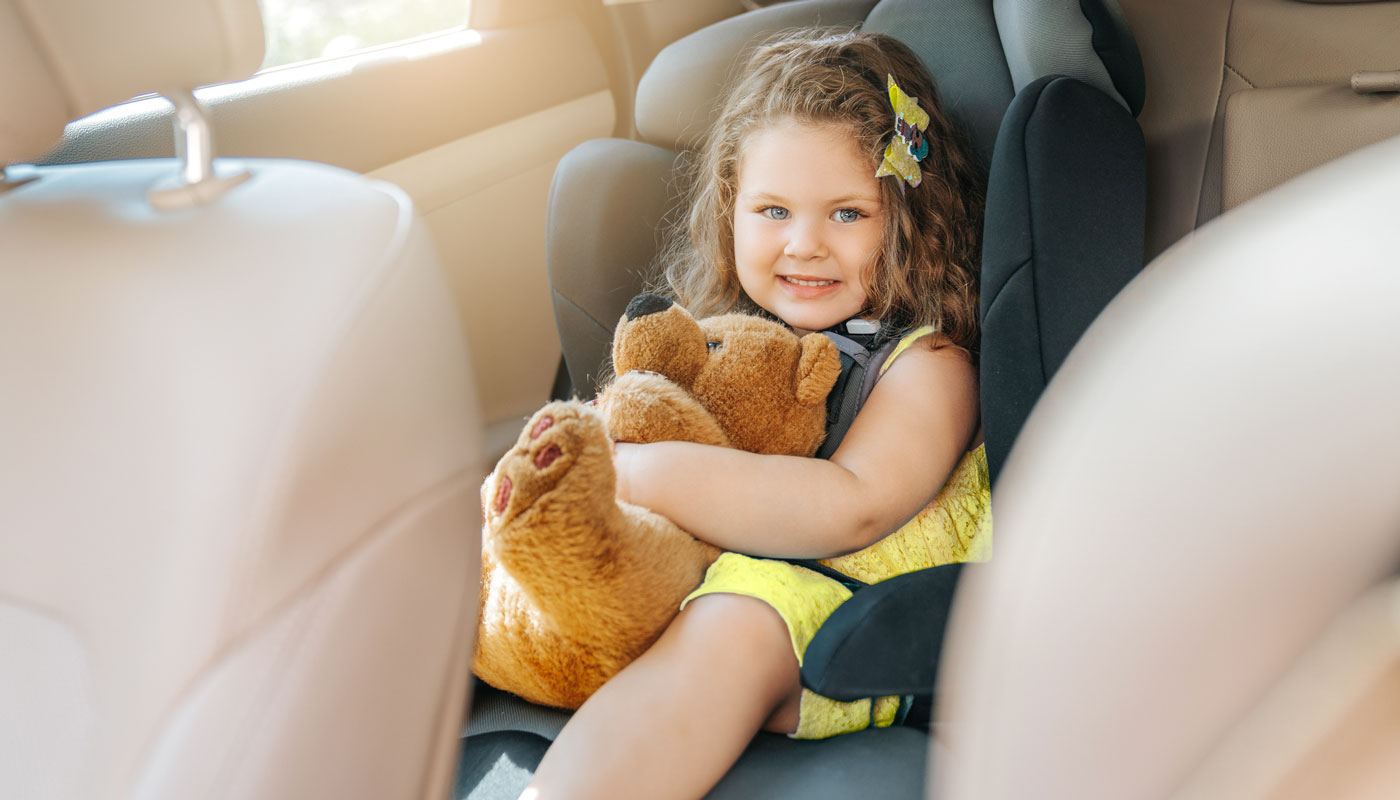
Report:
483,401,614,533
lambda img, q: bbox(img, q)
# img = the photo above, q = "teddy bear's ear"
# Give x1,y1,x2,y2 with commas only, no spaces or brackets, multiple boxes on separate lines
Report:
795,334,841,406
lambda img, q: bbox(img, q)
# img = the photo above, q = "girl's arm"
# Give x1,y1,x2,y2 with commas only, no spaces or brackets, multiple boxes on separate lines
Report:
613,339,978,559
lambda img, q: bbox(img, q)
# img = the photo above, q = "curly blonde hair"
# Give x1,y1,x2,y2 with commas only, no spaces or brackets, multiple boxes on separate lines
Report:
657,28,984,351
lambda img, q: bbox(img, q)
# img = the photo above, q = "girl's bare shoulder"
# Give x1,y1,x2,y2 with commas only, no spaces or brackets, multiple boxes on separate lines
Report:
884,330,974,377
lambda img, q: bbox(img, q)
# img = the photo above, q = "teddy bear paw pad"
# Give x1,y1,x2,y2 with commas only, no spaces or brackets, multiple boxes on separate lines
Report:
484,402,613,530
530,414,554,439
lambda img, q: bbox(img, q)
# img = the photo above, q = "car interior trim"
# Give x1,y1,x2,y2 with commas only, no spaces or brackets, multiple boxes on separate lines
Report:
0,0,264,165
1222,82,1400,210
367,90,615,217
38,16,609,177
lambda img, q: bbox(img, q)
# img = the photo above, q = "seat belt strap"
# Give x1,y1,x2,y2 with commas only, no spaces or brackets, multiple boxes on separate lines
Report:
815,330,901,460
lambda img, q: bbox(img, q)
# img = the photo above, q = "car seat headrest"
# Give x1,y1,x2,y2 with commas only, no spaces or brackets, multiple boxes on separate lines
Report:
634,0,1143,161
994,0,1144,117
634,0,881,154
0,0,265,165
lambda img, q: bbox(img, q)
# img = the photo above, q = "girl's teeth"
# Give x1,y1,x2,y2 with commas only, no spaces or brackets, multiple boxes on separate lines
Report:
783,276,835,287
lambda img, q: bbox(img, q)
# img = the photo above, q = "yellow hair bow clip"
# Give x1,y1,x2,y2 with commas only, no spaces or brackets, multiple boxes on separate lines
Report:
875,74,931,188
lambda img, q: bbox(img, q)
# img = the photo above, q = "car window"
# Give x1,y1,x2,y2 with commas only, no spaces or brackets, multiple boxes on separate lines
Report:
257,0,472,70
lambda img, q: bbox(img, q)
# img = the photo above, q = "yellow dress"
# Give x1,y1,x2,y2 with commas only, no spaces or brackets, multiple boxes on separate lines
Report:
680,326,992,739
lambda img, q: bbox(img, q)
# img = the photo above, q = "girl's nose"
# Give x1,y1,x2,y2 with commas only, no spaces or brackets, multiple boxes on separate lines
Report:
783,219,827,260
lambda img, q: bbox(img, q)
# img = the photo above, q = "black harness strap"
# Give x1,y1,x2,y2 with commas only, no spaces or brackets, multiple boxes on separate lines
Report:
785,321,908,587
814,327,902,460
783,559,869,591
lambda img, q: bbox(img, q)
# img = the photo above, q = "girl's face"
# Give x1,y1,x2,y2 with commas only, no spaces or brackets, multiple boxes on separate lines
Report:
732,120,885,333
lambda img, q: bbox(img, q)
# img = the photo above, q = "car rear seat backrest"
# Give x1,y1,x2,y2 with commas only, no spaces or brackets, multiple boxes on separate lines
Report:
1116,0,1400,259
0,2,482,798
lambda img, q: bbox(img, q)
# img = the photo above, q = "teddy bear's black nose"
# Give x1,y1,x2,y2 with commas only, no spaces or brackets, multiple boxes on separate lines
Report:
624,293,673,321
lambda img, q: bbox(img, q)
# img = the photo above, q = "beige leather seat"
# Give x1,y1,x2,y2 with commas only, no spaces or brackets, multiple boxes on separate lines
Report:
0,2,482,798
935,133,1400,799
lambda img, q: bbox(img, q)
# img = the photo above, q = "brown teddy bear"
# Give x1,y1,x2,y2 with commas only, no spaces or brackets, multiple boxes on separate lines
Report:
474,294,841,709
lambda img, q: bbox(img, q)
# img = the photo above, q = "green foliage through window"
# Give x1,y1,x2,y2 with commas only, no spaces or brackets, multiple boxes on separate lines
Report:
257,0,472,69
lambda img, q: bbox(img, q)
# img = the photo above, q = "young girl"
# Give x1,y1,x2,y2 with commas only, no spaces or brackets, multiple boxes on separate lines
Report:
526,28,988,799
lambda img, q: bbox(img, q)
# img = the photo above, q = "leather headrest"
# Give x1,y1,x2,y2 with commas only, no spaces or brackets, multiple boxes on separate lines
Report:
0,0,264,165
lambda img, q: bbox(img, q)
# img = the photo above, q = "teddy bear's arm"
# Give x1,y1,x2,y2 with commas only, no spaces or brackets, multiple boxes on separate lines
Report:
597,371,731,447
475,400,722,709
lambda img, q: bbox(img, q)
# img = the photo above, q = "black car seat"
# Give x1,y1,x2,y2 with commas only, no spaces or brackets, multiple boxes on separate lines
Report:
459,0,1145,796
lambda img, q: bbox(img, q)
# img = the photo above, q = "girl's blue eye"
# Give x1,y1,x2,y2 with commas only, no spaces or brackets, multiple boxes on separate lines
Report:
834,208,862,223
763,207,790,221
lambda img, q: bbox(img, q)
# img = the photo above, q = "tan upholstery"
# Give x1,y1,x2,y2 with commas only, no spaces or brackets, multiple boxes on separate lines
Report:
1217,0,1400,213
1118,0,1400,258
1174,580,1400,800
1223,84,1400,210
0,0,264,165
0,2,482,798
934,134,1400,799
1114,0,1230,258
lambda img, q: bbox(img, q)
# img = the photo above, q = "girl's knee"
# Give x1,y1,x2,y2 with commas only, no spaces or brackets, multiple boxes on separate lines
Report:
670,593,798,680
680,593,789,643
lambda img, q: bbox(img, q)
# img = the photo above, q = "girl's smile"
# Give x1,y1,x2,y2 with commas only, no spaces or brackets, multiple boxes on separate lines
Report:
777,273,841,297
732,120,885,332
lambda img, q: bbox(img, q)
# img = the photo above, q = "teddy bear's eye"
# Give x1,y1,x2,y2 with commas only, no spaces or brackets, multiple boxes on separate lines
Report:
706,340,722,351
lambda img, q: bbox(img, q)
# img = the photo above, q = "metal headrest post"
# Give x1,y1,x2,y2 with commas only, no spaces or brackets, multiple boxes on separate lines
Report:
0,165,38,196
148,89,251,211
